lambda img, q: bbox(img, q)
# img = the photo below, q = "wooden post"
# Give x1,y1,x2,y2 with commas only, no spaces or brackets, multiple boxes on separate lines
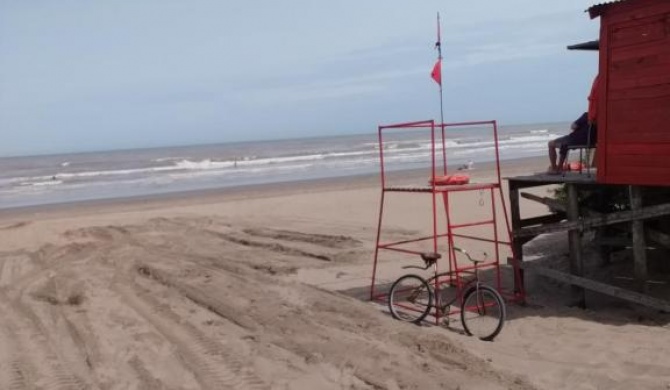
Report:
567,184,586,308
596,189,611,266
595,228,612,267
509,181,525,298
629,185,648,291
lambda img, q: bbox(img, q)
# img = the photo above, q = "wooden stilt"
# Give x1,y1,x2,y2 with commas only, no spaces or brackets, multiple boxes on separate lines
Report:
629,185,648,292
509,182,525,298
567,184,586,308
594,228,613,266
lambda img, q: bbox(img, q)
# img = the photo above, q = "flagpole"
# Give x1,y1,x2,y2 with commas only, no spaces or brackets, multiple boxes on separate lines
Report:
435,12,447,175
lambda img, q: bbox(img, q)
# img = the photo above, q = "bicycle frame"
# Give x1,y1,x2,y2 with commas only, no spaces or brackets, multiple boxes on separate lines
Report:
401,248,490,318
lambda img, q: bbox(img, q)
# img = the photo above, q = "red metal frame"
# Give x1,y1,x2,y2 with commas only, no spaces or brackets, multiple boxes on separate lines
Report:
370,119,524,324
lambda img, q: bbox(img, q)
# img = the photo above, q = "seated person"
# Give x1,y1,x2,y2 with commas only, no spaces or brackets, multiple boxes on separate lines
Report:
547,112,597,174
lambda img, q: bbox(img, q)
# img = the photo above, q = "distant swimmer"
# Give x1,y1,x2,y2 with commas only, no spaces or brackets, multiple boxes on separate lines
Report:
457,161,474,171
234,157,238,168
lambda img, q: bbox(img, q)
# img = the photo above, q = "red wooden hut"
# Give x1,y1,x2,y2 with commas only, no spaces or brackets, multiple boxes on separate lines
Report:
590,0,670,186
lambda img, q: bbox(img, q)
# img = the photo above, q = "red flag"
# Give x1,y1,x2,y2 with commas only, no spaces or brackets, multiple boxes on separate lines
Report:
431,59,442,86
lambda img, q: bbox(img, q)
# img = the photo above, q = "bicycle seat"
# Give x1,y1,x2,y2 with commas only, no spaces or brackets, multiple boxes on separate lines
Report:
420,252,441,264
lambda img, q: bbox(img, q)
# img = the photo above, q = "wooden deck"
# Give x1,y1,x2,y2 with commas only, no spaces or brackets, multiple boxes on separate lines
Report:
505,171,597,188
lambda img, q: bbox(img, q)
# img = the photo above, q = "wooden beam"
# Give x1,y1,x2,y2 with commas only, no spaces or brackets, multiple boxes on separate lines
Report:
514,202,670,238
515,253,566,269
520,192,567,213
629,186,648,287
506,174,596,186
648,227,670,248
567,184,585,308
590,228,670,249
506,179,556,190
522,265,670,313
520,213,566,228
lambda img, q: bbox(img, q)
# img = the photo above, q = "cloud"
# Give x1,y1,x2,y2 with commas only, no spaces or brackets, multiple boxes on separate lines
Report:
446,41,565,68
238,66,427,105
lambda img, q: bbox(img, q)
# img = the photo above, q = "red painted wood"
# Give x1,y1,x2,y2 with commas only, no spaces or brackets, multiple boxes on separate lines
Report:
610,17,667,48
610,39,670,62
608,143,670,155
597,0,670,186
612,154,670,168
609,44,670,87
600,165,670,186
596,5,611,181
609,81,670,101
598,172,668,187
608,95,670,142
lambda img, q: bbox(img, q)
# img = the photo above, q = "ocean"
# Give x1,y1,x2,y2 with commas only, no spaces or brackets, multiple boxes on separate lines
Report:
0,121,568,209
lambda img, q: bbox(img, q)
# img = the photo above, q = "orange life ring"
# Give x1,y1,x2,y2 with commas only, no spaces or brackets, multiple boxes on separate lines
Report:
429,174,470,186
563,162,585,171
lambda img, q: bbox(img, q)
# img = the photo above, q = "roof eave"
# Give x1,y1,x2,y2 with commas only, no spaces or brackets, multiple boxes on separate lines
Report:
588,0,628,19
567,40,600,51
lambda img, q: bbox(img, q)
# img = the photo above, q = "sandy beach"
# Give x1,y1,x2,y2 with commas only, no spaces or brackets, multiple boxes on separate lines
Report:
0,156,668,390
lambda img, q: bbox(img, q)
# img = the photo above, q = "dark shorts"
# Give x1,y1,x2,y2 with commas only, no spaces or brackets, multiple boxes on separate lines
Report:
555,124,597,156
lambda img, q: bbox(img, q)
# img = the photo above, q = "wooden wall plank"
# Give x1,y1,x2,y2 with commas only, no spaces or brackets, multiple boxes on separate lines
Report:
613,154,670,168
609,83,670,101
607,94,670,143
601,176,669,187
610,41,670,60
610,17,667,48
600,165,670,186
606,165,670,176
608,143,670,155
610,52,670,82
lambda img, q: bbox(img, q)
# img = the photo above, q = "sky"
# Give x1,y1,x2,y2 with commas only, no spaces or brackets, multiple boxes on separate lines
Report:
0,1,600,156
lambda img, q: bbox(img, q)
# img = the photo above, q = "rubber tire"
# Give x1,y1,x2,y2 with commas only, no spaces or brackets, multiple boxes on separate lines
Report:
388,274,433,324
460,285,506,341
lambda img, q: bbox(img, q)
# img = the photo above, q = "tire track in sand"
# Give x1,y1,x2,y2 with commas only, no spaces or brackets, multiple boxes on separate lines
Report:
115,279,268,390
0,295,87,389
0,311,30,390
135,263,259,332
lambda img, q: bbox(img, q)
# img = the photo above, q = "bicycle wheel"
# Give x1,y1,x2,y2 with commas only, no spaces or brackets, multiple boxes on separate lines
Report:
388,274,433,324
460,285,506,341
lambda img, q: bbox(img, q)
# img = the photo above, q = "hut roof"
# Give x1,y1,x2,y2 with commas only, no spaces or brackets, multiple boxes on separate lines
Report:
588,0,629,18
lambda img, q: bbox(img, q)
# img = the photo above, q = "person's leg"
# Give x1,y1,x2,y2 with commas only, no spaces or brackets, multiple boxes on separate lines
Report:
558,128,587,171
558,148,569,171
548,140,558,171
548,135,569,174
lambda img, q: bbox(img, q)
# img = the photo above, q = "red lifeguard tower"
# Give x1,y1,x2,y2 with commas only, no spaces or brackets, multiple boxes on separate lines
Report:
507,0,670,311
369,118,524,323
